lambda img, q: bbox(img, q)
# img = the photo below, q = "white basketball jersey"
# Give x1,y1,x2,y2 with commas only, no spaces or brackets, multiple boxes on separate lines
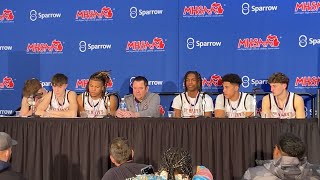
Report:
82,92,109,117
223,93,251,118
269,92,296,119
48,90,70,111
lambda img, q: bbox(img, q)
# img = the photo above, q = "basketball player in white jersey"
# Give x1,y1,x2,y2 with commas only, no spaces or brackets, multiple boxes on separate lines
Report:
261,72,305,119
77,71,118,117
215,73,254,118
35,73,78,117
172,71,214,118
20,78,47,117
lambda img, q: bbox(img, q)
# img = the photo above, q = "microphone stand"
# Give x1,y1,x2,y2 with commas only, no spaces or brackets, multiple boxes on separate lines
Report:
317,89,320,127
252,88,261,118
27,94,40,118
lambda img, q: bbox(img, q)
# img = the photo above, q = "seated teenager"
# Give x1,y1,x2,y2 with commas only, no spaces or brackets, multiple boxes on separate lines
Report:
77,71,118,118
20,78,47,117
35,73,78,118
215,73,254,118
172,71,214,118
261,72,305,119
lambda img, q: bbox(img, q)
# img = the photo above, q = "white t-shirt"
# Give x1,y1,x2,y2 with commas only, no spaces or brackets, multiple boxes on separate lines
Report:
172,92,214,118
215,92,254,118
269,92,296,119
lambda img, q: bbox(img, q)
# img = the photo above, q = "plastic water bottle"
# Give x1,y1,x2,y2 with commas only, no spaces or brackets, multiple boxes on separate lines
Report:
119,98,127,110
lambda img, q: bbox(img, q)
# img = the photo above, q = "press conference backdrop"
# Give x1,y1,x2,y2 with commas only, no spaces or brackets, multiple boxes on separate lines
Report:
0,0,319,116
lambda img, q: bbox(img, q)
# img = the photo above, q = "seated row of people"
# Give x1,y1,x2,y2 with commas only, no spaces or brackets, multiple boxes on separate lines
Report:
102,137,214,180
19,71,305,119
102,133,320,180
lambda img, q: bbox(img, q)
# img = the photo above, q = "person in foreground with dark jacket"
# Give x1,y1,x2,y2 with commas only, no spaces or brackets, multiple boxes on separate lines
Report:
0,132,24,180
101,137,148,180
243,132,320,179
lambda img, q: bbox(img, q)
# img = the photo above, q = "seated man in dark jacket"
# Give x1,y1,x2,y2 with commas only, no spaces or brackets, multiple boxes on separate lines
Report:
101,137,148,180
243,133,320,179
0,132,24,180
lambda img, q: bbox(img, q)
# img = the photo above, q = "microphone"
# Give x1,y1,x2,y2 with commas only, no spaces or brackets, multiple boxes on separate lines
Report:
252,88,261,118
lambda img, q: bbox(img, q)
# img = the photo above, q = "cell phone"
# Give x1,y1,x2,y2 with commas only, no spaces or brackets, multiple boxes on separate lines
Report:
141,165,154,174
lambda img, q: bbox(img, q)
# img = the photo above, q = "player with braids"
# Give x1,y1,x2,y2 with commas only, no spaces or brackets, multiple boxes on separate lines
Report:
130,147,213,180
172,71,214,118
77,70,118,117
159,147,193,180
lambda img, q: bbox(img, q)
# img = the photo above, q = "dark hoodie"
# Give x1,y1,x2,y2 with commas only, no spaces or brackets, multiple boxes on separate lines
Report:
243,156,320,180
0,160,24,180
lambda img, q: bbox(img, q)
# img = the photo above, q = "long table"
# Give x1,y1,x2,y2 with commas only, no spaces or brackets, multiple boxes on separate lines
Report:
0,117,319,180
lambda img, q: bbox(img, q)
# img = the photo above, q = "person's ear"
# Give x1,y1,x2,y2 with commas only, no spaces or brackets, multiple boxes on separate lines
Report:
110,155,116,164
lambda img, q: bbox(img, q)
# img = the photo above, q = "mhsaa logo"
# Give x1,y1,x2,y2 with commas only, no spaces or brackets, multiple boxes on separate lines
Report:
76,6,113,21
75,78,113,89
126,37,165,53
237,34,280,50
202,74,223,89
0,9,14,22
295,76,320,89
183,2,224,17
26,39,63,54
295,1,320,14
0,76,15,90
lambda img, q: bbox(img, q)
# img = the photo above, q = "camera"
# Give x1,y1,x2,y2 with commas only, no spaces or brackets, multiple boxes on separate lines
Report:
141,165,154,175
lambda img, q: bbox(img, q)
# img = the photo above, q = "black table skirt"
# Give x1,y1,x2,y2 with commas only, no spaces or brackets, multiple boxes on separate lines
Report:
0,117,319,180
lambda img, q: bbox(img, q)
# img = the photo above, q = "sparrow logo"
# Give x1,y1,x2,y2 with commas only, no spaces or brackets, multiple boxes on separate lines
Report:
129,7,164,18
242,75,268,88
29,10,62,21
41,81,51,87
130,7,138,18
238,34,280,50
241,3,278,15
298,35,320,47
130,76,163,88
183,2,224,17
126,37,165,52
0,76,14,89
79,41,86,52
0,9,14,22
186,37,222,50
242,3,250,15
299,35,308,47
295,76,320,88
295,1,320,14
187,38,195,49
202,74,223,89
26,39,63,54
0,45,13,51
76,6,113,21
30,10,37,21
76,78,113,89
0,110,13,115
242,76,250,88
79,41,112,52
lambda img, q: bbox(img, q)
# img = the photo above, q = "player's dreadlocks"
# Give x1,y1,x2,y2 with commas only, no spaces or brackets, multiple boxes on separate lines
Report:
86,70,111,94
158,147,193,180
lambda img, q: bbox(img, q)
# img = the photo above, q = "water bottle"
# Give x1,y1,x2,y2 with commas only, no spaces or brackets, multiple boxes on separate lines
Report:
119,98,127,110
